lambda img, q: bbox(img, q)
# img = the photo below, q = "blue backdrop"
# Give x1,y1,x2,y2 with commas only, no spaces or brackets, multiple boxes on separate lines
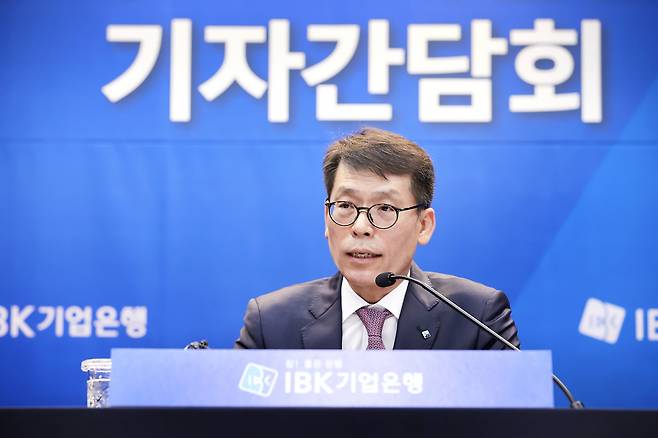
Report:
1,0,657,408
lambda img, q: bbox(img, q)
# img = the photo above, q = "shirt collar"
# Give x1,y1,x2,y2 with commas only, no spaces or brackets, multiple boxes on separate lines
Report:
340,273,409,323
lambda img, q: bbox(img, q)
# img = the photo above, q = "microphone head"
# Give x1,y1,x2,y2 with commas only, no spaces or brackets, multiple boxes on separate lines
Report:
375,272,397,288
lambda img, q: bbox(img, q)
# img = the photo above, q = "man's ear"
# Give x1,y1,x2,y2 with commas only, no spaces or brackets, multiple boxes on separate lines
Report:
417,207,436,245
324,205,330,238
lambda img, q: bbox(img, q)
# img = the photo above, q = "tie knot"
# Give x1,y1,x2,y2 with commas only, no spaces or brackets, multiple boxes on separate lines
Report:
356,306,392,337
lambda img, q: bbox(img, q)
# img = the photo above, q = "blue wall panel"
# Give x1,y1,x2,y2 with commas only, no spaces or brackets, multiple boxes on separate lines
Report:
1,0,657,407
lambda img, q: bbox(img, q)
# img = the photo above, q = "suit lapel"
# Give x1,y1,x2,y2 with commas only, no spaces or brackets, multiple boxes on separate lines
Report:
300,273,342,349
394,263,442,350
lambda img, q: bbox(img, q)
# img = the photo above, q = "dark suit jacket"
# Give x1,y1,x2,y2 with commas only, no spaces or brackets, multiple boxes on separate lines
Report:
235,262,520,350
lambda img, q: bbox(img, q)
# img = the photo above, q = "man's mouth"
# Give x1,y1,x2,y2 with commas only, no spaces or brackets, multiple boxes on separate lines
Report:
347,252,382,259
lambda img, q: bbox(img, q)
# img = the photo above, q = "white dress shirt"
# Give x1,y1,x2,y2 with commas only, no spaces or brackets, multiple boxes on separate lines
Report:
341,275,409,350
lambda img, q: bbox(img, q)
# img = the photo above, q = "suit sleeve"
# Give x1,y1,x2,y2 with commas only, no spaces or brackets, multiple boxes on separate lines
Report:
234,298,265,349
476,290,521,350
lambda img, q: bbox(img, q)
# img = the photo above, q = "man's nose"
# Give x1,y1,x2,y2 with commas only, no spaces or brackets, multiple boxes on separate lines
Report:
351,210,373,236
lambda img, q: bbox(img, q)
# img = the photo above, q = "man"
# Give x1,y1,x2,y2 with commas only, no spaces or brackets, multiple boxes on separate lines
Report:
235,128,519,350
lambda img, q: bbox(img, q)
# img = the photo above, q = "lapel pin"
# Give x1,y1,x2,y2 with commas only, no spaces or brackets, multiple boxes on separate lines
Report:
421,329,432,339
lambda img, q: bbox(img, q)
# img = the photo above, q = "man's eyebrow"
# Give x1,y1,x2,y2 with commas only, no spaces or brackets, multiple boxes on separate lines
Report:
373,188,402,197
333,187,359,197
333,187,402,199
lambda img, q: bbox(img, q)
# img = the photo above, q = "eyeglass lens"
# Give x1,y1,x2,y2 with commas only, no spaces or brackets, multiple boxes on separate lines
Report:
329,202,398,228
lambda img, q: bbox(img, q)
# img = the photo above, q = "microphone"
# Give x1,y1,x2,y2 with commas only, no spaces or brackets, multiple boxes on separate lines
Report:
377,271,584,409
375,272,397,288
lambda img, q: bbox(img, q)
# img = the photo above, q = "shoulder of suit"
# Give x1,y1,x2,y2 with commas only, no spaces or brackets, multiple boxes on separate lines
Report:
423,271,500,301
253,275,337,310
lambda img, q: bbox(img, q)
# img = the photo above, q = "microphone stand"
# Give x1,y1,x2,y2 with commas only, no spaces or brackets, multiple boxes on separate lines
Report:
383,273,584,409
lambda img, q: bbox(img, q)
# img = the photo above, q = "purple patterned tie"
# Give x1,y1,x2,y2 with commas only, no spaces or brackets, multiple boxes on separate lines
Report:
356,307,393,350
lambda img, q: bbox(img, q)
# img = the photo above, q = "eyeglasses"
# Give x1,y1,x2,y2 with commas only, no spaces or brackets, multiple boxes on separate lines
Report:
325,200,429,230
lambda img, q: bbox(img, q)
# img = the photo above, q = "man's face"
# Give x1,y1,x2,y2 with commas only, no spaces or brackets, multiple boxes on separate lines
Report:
325,162,436,300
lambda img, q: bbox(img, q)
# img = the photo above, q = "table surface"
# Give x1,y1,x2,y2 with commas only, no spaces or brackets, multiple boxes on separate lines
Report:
2,408,658,438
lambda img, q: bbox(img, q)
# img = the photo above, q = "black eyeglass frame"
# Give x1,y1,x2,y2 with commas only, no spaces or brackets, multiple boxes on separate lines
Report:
324,199,430,230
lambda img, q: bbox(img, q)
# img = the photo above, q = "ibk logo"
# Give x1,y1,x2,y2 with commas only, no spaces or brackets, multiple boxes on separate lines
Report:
238,362,278,397
578,298,626,344
579,297,658,344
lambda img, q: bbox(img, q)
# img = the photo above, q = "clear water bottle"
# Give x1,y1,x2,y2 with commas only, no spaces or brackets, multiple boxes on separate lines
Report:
81,358,112,408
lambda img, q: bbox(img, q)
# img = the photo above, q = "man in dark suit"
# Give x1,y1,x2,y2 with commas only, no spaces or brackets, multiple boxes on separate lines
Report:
236,128,519,350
